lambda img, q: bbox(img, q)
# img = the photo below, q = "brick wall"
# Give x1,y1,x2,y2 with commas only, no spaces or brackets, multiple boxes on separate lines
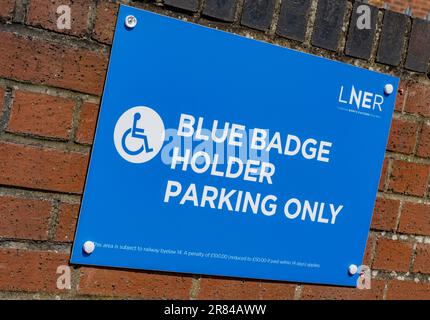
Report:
370,0,430,19
0,0,429,300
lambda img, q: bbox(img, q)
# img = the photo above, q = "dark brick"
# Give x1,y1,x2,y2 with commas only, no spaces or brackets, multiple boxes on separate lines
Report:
241,0,276,31
377,11,409,66
276,0,312,42
311,0,348,51
164,0,199,12
203,0,237,22
345,3,378,59
405,18,430,73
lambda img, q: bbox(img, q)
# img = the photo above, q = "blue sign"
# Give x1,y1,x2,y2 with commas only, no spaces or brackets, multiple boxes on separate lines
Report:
71,5,399,287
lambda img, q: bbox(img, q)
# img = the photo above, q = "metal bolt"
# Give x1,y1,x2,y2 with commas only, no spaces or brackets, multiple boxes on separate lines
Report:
83,241,95,254
349,264,358,275
125,15,137,29
384,84,394,95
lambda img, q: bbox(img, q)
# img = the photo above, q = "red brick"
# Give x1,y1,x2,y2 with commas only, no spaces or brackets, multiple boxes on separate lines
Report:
0,142,88,194
387,118,419,154
0,31,108,96
93,1,118,44
78,267,193,299
0,195,52,240
0,0,14,21
0,248,69,293
301,279,385,300
416,123,430,158
198,277,295,299
394,79,407,112
398,202,430,236
378,158,389,191
7,90,75,139
371,197,400,232
386,280,430,300
369,1,430,19
76,102,98,144
55,202,79,242
259,282,297,300
27,0,91,36
198,278,261,299
404,82,430,117
363,233,376,266
413,243,430,274
388,160,430,196
373,238,413,272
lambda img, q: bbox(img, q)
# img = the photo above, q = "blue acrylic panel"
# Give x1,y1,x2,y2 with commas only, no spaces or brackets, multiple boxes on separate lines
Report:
71,5,398,287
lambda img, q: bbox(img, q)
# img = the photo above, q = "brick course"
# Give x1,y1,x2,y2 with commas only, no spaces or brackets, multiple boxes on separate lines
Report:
373,238,414,272
0,195,52,240
27,0,92,37
0,142,89,194
386,280,430,300
0,31,108,96
78,267,194,299
0,248,69,294
7,90,76,140
370,0,430,19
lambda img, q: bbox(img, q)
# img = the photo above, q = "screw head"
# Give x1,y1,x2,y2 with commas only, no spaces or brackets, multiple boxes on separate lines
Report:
83,241,95,254
125,15,137,29
348,264,358,275
384,84,394,95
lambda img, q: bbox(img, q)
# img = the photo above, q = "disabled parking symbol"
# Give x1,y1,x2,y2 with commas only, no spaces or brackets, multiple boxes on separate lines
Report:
113,106,165,163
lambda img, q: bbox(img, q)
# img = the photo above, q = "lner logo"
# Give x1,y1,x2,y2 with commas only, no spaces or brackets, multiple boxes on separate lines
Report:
338,85,385,112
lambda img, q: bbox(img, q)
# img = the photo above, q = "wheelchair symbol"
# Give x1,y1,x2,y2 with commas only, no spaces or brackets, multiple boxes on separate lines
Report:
121,112,154,156
114,106,164,163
